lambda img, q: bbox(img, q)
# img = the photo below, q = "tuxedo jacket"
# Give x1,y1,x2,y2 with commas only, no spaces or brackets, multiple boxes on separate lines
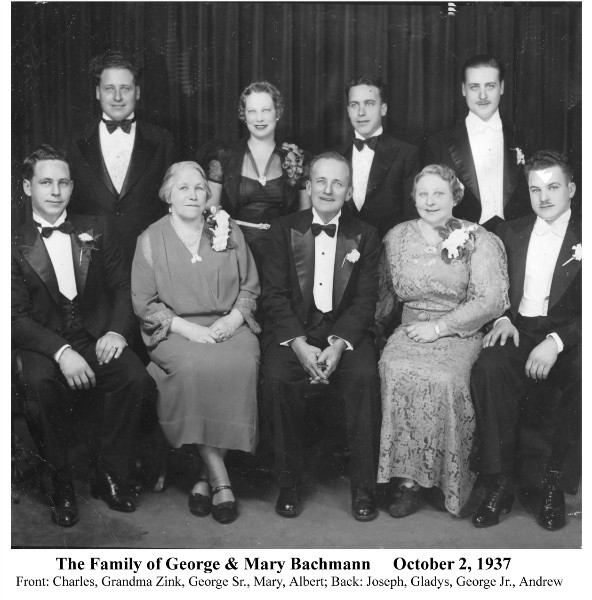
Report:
196,137,309,216
12,213,136,360
496,213,581,352
340,132,420,238
261,208,380,352
67,119,176,265
425,120,531,228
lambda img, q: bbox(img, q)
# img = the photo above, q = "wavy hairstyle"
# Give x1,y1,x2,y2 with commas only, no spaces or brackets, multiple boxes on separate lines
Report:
158,161,212,203
238,81,284,122
412,164,465,206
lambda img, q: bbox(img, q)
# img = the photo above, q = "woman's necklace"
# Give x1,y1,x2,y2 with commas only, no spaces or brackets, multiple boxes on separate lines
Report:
417,219,440,254
246,144,275,187
170,216,204,263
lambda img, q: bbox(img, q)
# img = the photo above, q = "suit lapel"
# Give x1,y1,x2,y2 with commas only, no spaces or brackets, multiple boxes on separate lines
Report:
17,221,61,305
364,136,396,202
509,216,535,314
448,124,480,202
290,210,315,316
77,124,118,199
119,123,157,200
69,216,92,299
502,124,520,208
549,218,580,310
333,212,360,311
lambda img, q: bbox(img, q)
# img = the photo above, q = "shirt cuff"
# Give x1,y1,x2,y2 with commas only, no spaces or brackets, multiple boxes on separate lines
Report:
546,333,564,353
54,345,71,363
328,335,352,351
108,331,128,345
494,316,511,327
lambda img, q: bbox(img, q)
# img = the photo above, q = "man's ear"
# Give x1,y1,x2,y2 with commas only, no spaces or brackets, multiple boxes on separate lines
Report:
500,80,505,96
95,86,100,101
135,85,141,101
305,179,312,196
23,179,31,197
345,185,353,202
568,181,576,199
461,83,467,98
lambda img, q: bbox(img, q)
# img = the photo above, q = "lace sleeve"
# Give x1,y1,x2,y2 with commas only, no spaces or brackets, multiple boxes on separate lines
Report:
441,228,510,337
375,232,400,345
233,297,261,334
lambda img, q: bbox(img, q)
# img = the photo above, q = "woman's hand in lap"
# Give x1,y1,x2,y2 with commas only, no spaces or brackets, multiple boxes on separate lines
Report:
209,310,244,342
405,322,439,343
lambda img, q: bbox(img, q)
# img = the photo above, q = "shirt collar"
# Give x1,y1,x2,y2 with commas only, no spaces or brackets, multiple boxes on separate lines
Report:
466,109,502,132
354,126,383,140
33,210,68,229
533,208,571,236
312,208,341,227
102,111,135,121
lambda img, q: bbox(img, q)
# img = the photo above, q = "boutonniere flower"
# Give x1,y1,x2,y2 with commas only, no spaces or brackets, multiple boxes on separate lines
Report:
76,230,101,265
562,243,582,266
203,206,237,252
512,147,525,165
436,219,478,263
342,248,360,267
281,142,304,181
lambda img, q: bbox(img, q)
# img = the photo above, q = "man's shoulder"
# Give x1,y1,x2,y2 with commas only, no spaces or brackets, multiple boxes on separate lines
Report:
136,119,174,142
496,214,535,239
379,132,418,152
427,122,465,144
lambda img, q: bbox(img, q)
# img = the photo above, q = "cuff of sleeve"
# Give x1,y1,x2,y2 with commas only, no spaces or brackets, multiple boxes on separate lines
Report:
108,331,128,346
494,316,511,327
328,335,352,351
547,332,564,353
233,298,261,334
54,345,71,363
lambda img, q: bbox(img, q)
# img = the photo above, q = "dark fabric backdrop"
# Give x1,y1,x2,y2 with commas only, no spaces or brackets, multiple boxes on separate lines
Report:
11,1,581,227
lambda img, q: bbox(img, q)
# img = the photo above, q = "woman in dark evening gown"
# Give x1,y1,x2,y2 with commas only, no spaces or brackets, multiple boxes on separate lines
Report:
131,161,260,524
197,81,310,275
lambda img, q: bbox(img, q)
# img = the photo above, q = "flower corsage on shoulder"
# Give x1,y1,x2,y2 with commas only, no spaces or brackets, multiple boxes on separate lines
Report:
203,206,237,252
436,219,478,263
281,142,305,182
76,230,101,265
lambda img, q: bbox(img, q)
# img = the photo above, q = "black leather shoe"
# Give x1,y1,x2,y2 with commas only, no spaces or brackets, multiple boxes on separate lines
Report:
275,485,302,518
351,486,378,522
537,482,566,531
472,482,514,528
50,479,79,527
424,486,447,512
388,484,421,518
189,479,211,517
211,485,238,524
90,470,136,513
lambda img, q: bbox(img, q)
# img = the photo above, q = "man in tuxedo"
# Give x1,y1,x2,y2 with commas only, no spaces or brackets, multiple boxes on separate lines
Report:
12,145,155,527
261,152,381,521
425,54,531,231
470,150,581,531
340,75,420,237
67,50,175,268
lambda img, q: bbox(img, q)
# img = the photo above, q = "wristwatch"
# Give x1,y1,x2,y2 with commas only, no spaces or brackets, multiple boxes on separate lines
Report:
434,322,441,337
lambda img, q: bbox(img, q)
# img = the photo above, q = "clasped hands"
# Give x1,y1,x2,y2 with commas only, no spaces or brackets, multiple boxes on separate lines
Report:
291,337,346,385
177,310,244,344
483,318,559,381
58,332,127,391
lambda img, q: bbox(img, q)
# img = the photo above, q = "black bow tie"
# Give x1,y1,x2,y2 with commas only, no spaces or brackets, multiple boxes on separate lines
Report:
35,220,75,238
102,117,135,134
311,223,337,238
353,135,379,152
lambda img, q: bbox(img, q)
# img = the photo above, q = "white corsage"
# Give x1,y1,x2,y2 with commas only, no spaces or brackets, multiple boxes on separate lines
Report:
512,147,525,165
204,207,237,252
342,248,360,267
562,243,582,266
436,219,478,262
76,230,101,264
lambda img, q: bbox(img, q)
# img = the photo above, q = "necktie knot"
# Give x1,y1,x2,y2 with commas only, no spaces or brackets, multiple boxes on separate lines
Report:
353,135,379,152
533,219,563,237
311,223,337,238
103,117,135,134
35,220,75,238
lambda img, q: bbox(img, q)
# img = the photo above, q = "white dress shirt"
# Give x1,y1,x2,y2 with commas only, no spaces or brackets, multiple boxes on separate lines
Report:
99,111,136,193
497,209,571,352
313,209,339,313
466,110,504,224
351,126,383,211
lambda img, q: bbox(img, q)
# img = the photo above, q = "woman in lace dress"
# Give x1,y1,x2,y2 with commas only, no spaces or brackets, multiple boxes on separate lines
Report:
131,161,260,524
196,81,309,275
375,164,509,517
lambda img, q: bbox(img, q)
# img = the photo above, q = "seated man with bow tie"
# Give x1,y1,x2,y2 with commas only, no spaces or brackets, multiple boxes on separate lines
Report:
12,145,155,527
261,151,382,521
470,150,581,531
340,75,420,238
67,50,175,268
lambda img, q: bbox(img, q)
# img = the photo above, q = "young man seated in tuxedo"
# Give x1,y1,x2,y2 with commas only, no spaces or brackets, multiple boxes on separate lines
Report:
261,151,382,521
470,150,581,531
67,50,175,269
425,54,531,231
340,75,419,237
12,145,156,527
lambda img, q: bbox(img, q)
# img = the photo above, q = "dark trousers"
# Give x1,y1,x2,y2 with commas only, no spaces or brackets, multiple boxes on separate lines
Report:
471,315,581,477
262,315,381,490
17,329,154,481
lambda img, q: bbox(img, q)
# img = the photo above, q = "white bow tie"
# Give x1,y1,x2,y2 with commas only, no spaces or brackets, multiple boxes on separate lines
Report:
533,219,564,237
475,121,502,135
